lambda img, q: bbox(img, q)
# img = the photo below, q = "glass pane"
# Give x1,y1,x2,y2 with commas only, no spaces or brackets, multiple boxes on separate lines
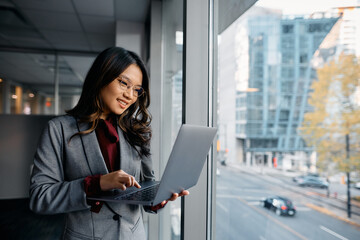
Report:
161,0,183,239
58,55,94,113
216,1,360,240
0,52,54,115
0,52,94,115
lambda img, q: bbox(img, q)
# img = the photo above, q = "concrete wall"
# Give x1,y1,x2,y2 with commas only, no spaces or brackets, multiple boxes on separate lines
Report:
0,115,54,199
116,20,146,59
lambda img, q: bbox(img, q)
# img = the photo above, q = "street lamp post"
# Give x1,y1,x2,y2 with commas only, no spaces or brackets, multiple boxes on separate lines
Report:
346,134,351,218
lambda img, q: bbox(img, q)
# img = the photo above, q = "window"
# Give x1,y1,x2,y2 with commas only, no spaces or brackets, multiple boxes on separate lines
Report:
282,24,294,34
300,67,308,77
281,67,294,78
281,81,293,93
280,110,290,121
253,66,264,78
299,36,308,48
248,109,263,121
281,36,294,49
216,2,359,240
247,123,262,135
0,52,90,115
159,0,184,239
282,51,294,64
254,52,264,65
299,53,308,63
280,95,292,108
247,94,263,107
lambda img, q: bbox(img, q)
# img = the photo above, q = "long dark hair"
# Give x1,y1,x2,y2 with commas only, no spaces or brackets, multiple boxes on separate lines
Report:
66,47,152,157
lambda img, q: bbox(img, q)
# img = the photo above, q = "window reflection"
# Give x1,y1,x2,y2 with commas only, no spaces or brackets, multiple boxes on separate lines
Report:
0,52,92,115
161,0,183,239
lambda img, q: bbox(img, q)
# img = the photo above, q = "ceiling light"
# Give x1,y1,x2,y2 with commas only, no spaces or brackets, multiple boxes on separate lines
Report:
12,94,17,99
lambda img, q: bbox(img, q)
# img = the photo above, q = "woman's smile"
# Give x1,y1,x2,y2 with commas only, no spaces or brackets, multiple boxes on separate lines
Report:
117,98,128,109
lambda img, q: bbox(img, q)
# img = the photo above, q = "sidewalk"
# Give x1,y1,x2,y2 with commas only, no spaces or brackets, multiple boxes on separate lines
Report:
226,162,360,228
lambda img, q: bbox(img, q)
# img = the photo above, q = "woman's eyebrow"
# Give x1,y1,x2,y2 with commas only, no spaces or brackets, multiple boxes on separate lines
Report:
118,75,130,81
119,75,142,87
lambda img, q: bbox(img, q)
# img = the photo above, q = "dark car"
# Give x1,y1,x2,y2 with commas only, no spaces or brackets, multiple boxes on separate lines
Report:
297,176,329,189
262,196,296,216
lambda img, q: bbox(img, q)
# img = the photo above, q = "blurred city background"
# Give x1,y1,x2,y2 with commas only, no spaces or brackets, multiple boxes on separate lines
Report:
216,0,360,239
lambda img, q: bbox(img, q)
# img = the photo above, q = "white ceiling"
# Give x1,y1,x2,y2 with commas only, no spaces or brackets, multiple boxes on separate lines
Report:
0,0,151,95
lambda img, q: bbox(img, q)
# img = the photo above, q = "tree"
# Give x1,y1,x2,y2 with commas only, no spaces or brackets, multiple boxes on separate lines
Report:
301,53,360,175
301,53,360,218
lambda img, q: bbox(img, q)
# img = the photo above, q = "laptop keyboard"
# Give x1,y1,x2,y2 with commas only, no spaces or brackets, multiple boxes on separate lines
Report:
115,184,160,201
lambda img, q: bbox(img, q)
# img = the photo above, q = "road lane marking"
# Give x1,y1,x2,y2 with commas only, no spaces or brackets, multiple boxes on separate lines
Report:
242,196,264,200
217,194,240,199
320,226,348,240
293,207,311,211
216,202,228,213
217,195,263,201
217,187,273,192
306,203,360,228
237,197,308,240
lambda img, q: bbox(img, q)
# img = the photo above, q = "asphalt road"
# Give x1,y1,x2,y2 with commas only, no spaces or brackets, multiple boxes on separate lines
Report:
216,166,360,240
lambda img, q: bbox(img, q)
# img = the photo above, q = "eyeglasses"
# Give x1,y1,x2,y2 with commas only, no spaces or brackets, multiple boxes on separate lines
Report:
116,76,144,97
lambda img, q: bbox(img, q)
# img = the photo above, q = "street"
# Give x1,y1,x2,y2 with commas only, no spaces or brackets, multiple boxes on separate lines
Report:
216,166,360,240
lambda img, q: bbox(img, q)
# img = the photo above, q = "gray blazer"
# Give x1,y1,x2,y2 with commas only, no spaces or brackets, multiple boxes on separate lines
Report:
29,115,155,240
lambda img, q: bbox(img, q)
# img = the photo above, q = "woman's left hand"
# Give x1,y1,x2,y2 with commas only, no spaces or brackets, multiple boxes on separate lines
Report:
151,190,189,211
168,190,189,201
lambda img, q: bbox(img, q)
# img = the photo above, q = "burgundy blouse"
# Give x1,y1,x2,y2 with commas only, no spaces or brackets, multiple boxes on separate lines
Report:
83,117,166,213
84,117,119,213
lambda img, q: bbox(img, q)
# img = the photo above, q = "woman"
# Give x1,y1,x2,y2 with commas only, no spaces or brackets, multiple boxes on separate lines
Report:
29,47,188,240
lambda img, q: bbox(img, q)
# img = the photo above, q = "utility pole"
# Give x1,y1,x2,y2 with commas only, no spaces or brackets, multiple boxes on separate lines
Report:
346,134,351,218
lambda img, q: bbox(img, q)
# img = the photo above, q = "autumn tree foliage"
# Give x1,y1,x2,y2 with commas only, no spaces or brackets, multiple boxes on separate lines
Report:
301,54,360,174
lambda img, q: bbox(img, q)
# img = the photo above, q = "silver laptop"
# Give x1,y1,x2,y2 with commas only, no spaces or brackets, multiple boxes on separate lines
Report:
87,124,217,206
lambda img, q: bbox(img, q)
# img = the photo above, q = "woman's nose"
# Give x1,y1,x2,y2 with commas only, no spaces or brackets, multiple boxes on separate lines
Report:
123,88,134,98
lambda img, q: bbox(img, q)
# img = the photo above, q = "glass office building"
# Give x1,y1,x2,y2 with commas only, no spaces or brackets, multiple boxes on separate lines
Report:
229,9,339,170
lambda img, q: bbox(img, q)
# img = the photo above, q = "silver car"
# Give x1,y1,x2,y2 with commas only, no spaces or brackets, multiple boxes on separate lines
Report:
298,176,329,189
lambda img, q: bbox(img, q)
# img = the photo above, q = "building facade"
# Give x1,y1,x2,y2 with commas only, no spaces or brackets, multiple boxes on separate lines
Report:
218,7,339,170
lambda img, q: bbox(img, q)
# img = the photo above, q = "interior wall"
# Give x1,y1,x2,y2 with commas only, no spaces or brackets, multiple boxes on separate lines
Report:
115,20,146,59
0,115,55,199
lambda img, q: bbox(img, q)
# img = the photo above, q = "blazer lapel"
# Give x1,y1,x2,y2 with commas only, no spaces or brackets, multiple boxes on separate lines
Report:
117,126,134,174
77,121,108,175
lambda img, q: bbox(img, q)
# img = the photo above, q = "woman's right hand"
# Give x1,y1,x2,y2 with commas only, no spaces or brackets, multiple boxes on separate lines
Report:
100,170,141,191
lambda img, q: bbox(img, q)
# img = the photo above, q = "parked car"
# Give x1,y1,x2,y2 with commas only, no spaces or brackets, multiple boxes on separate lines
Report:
293,173,319,183
297,176,329,189
292,175,304,183
262,196,296,216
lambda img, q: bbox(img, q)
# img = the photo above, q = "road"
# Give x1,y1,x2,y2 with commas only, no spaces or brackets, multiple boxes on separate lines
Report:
216,166,360,240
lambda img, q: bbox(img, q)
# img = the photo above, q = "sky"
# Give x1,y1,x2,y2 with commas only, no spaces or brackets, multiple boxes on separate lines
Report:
255,0,359,15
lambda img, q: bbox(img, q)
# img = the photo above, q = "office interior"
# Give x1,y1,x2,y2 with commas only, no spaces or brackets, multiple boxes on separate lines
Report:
0,0,257,239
